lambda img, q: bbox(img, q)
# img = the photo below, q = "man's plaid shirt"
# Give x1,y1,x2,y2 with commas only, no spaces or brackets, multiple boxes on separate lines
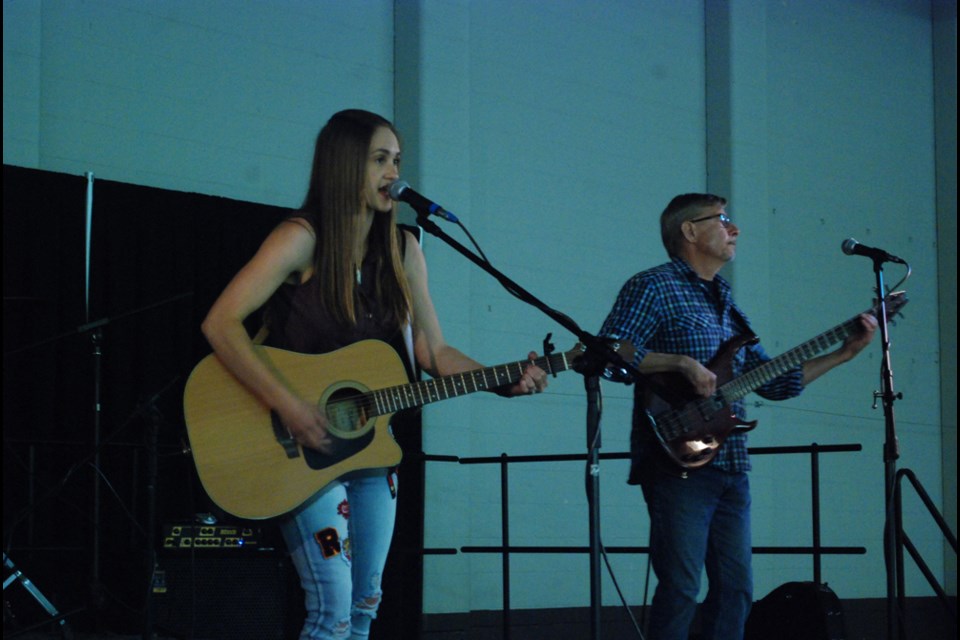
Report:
599,257,805,472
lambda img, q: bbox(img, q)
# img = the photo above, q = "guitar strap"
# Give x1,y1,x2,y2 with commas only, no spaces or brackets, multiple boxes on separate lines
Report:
396,224,420,380
401,321,416,380
703,277,758,342
728,305,757,342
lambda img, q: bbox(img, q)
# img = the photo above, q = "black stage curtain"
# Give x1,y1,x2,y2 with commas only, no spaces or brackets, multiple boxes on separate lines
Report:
3,165,423,637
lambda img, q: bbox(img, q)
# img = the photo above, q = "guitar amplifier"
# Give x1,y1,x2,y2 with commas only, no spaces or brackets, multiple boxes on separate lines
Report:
152,550,302,639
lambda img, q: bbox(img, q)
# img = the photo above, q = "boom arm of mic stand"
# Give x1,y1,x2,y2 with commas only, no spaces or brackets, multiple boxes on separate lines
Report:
413,213,640,381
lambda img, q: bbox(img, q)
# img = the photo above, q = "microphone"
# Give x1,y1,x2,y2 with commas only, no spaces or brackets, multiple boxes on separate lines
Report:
388,181,459,223
841,238,905,264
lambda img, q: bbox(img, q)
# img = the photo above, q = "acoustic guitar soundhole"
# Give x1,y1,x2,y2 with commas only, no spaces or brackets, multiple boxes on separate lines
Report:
324,386,370,439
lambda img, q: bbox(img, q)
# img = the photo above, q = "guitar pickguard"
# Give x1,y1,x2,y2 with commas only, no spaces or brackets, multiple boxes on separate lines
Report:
302,429,376,471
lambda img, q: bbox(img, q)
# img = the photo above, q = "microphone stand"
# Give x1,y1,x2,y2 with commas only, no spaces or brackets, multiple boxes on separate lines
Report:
6,292,191,631
413,212,639,640
870,258,904,640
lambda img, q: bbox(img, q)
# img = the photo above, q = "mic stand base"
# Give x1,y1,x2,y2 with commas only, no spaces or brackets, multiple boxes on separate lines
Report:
3,553,77,640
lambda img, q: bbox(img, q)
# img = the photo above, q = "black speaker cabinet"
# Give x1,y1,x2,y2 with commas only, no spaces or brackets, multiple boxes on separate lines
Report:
152,553,302,639
745,581,846,640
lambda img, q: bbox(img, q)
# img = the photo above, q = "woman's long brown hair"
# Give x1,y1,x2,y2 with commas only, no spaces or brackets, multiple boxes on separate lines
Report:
300,109,412,329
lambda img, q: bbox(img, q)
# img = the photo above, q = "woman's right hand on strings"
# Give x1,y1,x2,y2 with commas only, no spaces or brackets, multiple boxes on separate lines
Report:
279,397,333,453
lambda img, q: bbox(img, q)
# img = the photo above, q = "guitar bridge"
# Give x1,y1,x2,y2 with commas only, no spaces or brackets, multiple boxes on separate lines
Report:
271,410,300,459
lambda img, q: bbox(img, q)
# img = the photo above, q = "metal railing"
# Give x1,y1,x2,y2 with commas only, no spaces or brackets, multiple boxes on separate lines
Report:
893,467,958,632
420,443,867,638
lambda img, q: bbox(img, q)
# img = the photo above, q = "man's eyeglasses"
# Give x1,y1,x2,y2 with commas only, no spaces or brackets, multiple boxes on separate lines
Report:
689,213,733,228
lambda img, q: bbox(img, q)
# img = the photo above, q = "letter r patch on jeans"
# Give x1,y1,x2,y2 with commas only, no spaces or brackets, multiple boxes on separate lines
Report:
314,527,342,559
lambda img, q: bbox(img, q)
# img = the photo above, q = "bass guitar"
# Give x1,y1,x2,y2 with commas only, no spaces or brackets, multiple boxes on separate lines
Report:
640,292,907,471
184,339,621,519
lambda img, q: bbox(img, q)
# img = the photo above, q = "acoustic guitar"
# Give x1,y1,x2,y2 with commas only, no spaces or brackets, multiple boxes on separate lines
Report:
183,339,619,519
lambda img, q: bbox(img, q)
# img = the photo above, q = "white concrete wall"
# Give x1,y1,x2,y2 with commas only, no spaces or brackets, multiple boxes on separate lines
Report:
3,0,395,206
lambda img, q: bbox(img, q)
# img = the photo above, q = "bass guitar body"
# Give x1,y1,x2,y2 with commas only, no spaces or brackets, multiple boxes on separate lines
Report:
638,291,907,473
640,333,759,471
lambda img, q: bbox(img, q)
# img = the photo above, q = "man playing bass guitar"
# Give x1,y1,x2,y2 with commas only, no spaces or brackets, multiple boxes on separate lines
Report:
598,193,877,640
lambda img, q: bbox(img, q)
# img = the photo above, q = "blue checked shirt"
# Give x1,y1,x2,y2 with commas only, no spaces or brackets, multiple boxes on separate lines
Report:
599,257,804,472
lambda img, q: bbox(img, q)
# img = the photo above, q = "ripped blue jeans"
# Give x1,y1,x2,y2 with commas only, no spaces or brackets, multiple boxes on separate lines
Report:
280,468,398,640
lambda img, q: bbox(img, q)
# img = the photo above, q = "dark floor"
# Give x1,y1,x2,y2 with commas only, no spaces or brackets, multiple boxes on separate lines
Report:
3,597,956,639
419,598,956,640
